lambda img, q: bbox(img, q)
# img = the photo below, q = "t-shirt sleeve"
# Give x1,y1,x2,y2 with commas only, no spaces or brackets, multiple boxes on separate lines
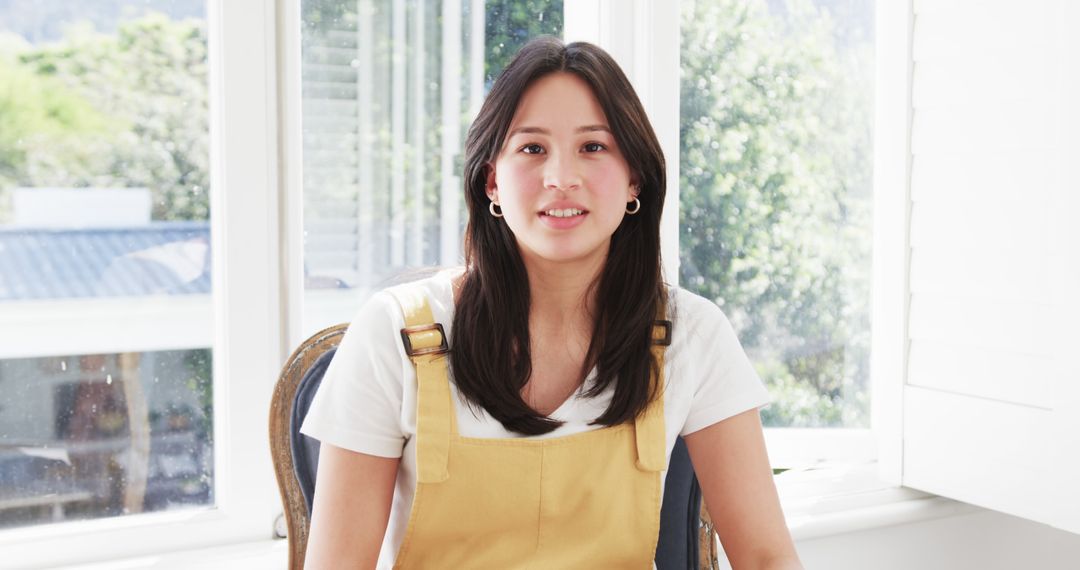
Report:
299,291,408,458
680,297,773,436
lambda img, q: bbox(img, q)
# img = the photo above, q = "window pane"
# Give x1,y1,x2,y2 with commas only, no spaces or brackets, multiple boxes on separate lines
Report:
300,0,562,335
679,0,876,428
0,2,213,529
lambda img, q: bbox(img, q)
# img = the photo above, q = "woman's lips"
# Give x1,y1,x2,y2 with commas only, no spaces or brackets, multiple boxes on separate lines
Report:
538,211,588,229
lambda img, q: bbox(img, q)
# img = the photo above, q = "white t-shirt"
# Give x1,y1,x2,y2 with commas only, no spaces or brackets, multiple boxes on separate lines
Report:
300,268,772,568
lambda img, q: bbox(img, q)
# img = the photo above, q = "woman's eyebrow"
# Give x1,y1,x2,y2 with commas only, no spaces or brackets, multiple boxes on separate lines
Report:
576,124,611,134
507,124,612,138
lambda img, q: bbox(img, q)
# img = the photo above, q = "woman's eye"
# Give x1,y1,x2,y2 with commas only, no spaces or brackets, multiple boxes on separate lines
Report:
583,142,606,152
521,143,544,154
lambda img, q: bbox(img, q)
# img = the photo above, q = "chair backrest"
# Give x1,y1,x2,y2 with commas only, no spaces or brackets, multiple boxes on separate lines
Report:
269,324,348,570
271,323,718,570
291,348,334,516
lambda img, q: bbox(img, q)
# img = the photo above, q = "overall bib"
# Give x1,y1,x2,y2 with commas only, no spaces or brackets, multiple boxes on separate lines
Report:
389,286,671,569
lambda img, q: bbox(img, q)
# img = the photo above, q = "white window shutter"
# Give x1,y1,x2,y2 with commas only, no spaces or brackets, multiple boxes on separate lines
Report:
899,0,1080,534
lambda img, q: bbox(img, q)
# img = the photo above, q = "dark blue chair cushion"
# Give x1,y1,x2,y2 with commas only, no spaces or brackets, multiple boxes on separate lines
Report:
290,347,335,515
656,436,702,569
289,347,702,569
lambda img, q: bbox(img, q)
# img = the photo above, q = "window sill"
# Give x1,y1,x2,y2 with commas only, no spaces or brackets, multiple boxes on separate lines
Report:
56,463,978,568
774,461,981,541
56,539,289,570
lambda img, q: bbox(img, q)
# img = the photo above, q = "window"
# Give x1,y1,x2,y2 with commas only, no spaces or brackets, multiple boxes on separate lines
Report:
300,0,563,337
1,1,283,565
680,0,876,430
0,0,893,564
0,3,213,530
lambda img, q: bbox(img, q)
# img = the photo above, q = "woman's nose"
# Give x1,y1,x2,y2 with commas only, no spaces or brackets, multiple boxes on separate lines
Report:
543,151,582,192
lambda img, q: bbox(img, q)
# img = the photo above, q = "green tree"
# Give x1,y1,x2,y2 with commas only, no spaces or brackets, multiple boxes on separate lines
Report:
680,0,874,427
5,13,209,221
485,0,562,84
0,33,114,213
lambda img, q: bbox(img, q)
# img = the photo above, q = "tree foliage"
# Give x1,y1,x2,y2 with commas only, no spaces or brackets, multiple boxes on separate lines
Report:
0,14,208,221
0,37,112,193
680,0,873,427
484,0,562,84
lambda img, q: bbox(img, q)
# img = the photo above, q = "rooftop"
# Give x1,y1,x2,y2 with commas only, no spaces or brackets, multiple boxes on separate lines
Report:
0,222,210,301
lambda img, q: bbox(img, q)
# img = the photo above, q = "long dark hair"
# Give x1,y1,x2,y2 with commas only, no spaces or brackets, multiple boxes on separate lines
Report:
451,36,667,435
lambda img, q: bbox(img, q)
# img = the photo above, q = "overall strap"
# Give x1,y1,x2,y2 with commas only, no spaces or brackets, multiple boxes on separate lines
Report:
387,285,453,484
634,318,672,472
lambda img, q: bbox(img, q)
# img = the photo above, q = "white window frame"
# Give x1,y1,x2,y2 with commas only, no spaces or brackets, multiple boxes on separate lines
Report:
0,0,286,566
869,0,914,486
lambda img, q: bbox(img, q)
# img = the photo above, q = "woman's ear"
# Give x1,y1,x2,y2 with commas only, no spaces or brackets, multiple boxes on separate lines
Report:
485,165,498,202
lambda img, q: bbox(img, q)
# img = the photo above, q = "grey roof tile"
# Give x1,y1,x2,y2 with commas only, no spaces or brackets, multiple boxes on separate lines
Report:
0,222,211,301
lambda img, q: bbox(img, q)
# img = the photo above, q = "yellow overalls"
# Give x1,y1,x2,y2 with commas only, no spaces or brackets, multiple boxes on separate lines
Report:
389,286,670,569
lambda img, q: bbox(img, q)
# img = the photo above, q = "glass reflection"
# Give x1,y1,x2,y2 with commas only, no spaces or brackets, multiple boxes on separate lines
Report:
0,350,212,529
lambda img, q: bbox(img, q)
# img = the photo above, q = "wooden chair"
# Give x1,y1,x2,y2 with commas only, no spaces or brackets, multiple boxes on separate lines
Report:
270,323,722,570
270,323,348,570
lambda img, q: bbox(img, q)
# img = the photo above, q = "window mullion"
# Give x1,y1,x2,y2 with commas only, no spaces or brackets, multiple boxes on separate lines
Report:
870,0,914,486
281,0,306,355
209,0,285,539
565,0,681,285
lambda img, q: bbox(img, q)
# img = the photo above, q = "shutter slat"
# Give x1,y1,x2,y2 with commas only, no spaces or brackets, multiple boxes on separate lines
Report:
908,294,1054,356
907,340,1054,408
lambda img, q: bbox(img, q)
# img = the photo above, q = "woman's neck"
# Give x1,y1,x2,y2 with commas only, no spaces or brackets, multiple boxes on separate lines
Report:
522,251,605,329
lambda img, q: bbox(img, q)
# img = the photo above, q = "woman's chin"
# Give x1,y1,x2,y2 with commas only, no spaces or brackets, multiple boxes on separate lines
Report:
519,243,610,268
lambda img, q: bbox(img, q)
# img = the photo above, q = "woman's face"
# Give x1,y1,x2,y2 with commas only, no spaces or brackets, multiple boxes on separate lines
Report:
488,72,637,267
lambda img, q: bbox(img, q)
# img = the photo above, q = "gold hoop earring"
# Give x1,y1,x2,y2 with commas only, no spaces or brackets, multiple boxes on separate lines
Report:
626,197,641,215
489,201,504,218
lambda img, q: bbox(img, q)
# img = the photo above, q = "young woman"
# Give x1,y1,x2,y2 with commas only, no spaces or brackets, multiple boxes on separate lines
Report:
301,36,803,570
